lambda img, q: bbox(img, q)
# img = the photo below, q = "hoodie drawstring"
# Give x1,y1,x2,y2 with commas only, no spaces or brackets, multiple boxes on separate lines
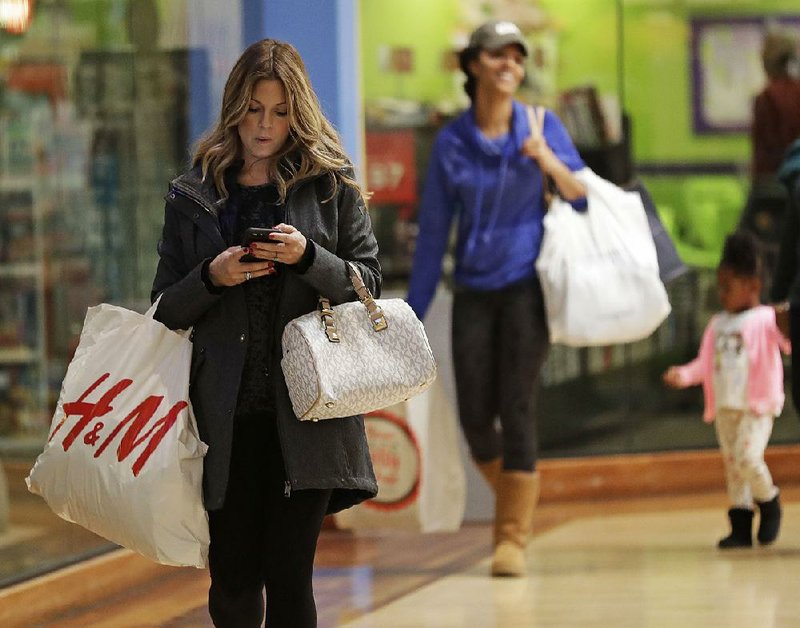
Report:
464,140,512,259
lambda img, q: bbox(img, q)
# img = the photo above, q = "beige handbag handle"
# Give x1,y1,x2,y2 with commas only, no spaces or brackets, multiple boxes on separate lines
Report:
526,105,545,139
318,262,387,343
527,105,555,206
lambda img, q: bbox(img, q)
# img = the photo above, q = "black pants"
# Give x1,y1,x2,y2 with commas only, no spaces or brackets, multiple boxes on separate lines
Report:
451,279,550,471
207,414,332,628
790,306,800,413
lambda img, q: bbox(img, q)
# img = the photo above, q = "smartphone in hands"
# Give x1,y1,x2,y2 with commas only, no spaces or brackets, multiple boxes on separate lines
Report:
240,227,280,262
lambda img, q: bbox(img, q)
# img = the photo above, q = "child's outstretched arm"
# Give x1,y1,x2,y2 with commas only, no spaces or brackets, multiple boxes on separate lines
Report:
662,318,716,390
662,366,686,389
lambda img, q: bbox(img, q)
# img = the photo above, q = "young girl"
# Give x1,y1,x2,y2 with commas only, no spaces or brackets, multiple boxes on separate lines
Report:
663,231,790,549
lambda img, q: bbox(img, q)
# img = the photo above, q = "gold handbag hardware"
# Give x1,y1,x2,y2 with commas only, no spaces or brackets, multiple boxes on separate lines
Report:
317,262,388,343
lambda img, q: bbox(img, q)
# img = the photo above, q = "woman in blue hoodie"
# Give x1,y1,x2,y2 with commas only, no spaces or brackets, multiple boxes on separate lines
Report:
407,20,586,577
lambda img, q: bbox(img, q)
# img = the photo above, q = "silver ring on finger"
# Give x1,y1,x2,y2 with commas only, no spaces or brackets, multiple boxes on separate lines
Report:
273,253,279,262
245,271,252,281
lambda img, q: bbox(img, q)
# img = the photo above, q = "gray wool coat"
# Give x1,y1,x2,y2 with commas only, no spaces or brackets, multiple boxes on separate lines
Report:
151,166,379,513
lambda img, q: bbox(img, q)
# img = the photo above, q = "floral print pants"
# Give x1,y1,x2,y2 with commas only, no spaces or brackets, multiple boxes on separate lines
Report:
714,408,778,508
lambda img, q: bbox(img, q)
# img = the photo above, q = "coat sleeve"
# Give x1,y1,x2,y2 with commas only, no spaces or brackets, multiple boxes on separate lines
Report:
150,199,224,330
770,177,800,303
752,90,777,176
299,177,382,304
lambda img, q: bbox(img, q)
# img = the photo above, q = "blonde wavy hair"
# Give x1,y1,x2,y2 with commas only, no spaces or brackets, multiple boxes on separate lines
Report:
193,39,365,203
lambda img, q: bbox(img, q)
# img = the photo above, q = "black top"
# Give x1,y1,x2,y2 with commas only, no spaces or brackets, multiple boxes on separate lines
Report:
225,181,284,416
155,165,380,512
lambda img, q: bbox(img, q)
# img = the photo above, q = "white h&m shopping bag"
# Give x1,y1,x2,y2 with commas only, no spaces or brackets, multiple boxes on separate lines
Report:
26,301,209,568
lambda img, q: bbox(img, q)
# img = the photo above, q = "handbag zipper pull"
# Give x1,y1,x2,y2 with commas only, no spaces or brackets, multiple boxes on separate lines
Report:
284,480,292,498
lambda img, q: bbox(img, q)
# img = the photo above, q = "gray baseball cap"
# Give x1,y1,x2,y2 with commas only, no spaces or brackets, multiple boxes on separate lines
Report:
467,20,529,56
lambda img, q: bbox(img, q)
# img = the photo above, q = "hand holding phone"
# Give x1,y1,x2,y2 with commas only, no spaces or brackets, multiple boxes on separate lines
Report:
240,227,280,262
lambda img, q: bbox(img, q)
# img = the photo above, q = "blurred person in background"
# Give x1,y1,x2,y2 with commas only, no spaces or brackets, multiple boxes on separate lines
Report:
740,29,800,290
406,20,586,577
769,138,800,412
751,30,800,183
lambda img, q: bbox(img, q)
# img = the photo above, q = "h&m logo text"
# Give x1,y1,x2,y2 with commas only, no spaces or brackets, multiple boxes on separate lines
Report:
49,372,187,477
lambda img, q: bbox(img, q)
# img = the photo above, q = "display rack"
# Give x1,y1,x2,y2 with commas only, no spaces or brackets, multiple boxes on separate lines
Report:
0,174,49,439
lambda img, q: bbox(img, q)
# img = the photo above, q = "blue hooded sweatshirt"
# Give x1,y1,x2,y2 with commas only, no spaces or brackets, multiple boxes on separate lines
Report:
407,99,586,320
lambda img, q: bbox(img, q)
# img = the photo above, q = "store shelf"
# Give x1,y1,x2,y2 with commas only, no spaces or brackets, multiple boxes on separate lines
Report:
0,176,35,192
0,347,38,365
0,147,48,436
0,433,47,458
0,263,39,279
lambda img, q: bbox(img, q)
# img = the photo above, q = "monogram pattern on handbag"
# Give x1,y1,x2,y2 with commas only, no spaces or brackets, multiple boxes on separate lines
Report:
281,281,437,421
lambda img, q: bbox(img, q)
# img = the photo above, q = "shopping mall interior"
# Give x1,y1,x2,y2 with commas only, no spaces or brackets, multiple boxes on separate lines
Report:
2,0,800,626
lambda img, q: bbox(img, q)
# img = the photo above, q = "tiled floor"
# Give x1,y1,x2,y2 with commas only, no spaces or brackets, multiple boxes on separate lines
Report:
18,486,800,627
344,504,800,627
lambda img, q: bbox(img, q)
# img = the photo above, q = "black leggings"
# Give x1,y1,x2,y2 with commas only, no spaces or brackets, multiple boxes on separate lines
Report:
790,305,800,413
451,279,550,471
207,414,332,628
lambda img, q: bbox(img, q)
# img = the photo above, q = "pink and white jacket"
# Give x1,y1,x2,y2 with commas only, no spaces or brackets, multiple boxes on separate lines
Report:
673,305,790,422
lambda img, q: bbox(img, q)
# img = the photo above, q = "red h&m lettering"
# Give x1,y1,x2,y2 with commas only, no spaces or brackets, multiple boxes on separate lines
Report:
53,373,133,448
95,396,187,476
52,372,188,476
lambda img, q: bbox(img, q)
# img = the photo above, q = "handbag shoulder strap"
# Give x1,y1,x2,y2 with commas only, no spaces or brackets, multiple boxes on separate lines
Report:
345,261,370,300
526,105,546,140
346,262,388,331
527,106,555,206
316,263,388,341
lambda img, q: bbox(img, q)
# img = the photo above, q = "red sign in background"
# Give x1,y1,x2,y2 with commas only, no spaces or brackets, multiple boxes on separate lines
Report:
362,409,421,512
365,130,417,208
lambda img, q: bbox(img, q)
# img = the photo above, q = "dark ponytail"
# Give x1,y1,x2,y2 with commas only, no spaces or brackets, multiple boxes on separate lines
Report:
458,47,479,101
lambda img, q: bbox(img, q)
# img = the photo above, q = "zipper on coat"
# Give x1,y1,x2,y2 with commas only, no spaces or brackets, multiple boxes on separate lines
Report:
275,202,294,498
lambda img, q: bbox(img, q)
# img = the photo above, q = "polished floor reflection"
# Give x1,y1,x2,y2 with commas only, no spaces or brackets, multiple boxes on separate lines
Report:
24,486,800,627
345,504,800,628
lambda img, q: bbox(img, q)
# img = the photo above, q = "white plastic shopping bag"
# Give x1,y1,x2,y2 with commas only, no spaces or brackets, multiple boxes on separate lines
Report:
536,168,671,346
26,300,209,568
335,376,466,532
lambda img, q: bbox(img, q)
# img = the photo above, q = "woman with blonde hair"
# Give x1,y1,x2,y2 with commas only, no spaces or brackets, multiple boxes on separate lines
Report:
151,39,380,627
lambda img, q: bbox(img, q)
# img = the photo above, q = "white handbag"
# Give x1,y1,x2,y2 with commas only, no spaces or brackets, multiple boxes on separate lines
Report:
281,262,437,421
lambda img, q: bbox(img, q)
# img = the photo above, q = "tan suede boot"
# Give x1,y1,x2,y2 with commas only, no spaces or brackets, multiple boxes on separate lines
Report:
475,458,502,493
491,471,540,577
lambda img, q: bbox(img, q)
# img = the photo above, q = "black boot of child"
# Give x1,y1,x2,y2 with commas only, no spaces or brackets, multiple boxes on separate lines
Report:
756,492,782,545
718,508,753,549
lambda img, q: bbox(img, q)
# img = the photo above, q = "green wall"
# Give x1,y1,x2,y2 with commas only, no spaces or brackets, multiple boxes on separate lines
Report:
360,0,459,103
359,0,800,269
539,0,800,164
361,0,800,164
